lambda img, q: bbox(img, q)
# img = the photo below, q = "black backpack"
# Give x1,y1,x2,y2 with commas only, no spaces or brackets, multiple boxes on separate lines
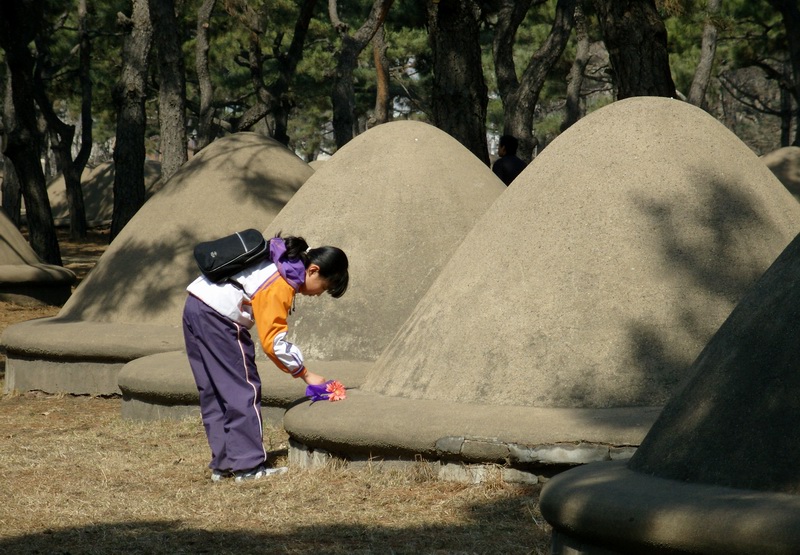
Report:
193,229,268,282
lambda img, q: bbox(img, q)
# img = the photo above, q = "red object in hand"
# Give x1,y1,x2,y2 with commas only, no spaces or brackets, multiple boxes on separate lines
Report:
326,380,346,401
305,379,347,402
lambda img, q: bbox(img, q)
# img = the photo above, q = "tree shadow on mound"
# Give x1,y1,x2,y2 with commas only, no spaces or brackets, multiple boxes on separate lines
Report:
152,134,309,212
628,231,800,493
0,493,548,554
537,187,800,551
59,161,161,225
54,137,311,324
615,172,789,408
56,226,200,323
50,136,303,230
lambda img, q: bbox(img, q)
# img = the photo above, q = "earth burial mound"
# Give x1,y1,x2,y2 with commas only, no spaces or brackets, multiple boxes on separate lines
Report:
282,96,800,474
118,119,507,421
762,145,800,201
264,119,507,362
46,159,163,227
5,160,161,227
1,132,312,395
540,230,800,555
0,208,76,306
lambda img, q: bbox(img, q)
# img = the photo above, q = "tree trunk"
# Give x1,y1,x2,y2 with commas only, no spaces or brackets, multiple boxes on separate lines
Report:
2,69,22,226
590,0,676,99
330,38,359,147
428,0,490,165
492,0,536,102
372,25,391,126
74,0,93,236
232,12,274,135
561,0,589,132
687,0,720,108
780,67,793,147
149,0,187,182
42,129,57,180
329,0,394,148
768,0,800,145
111,0,153,241
1,157,22,227
39,116,88,241
62,160,88,239
227,0,316,146
272,0,318,145
195,0,217,150
0,0,62,264
32,0,93,240
493,0,576,161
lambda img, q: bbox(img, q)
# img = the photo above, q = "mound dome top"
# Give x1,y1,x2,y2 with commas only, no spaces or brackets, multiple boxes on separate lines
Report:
363,97,800,409
57,132,312,324
265,119,506,362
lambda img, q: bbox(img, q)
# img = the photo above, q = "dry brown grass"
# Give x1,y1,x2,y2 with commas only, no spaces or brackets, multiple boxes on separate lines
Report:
0,228,552,554
0,392,551,554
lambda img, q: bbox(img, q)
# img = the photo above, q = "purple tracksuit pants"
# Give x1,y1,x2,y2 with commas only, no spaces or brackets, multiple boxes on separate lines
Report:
182,294,267,473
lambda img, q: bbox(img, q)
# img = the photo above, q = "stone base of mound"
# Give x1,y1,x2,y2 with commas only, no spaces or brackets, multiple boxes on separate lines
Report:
1,318,184,395
0,263,76,306
0,283,73,307
288,437,542,485
282,390,660,472
540,461,800,555
117,349,372,424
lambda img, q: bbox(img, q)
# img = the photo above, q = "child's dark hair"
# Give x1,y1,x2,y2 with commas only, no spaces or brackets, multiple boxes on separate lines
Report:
278,233,349,298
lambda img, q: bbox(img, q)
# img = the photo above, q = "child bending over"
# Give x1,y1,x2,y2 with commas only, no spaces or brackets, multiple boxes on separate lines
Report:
182,233,348,482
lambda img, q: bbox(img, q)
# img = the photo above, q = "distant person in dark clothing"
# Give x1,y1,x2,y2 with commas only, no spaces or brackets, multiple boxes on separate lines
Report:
492,135,528,186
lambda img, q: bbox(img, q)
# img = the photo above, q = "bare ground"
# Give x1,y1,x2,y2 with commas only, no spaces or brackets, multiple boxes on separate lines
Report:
0,228,551,554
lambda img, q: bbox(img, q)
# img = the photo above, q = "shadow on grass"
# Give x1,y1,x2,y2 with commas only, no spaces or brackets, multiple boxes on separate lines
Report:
0,492,549,554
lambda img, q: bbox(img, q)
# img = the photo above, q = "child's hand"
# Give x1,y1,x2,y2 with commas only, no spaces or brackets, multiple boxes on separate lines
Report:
305,379,347,402
302,371,326,386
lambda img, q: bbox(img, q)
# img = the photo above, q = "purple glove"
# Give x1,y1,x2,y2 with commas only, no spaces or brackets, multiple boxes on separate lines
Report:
305,380,347,402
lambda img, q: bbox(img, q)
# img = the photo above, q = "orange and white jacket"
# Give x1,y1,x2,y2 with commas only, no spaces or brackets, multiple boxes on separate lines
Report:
186,258,307,379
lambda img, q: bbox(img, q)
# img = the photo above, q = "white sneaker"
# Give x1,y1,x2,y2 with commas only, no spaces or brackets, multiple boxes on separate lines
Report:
233,465,288,483
211,469,233,482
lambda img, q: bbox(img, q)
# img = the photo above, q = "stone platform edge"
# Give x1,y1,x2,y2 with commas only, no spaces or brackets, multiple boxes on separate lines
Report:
540,460,800,555
0,318,184,360
1,319,185,396
283,390,661,470
117,350,373,422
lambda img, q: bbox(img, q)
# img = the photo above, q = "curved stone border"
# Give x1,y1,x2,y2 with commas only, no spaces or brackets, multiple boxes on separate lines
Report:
283,390,659,469
1,318,183,395
288,438,542,485
540,461,800,554
117,350,372,424
0,264,76,306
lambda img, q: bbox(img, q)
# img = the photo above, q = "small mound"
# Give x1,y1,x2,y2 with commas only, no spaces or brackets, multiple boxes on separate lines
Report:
45,160,162,227
0,209,75,306
56,132,311,325
762,146,800,201
264,120,506,362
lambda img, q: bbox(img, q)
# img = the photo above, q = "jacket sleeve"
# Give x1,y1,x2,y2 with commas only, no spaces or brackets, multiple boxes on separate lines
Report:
250,276,307,379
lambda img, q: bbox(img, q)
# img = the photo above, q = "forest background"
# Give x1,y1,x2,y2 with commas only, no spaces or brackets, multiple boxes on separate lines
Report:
0,0,798,266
